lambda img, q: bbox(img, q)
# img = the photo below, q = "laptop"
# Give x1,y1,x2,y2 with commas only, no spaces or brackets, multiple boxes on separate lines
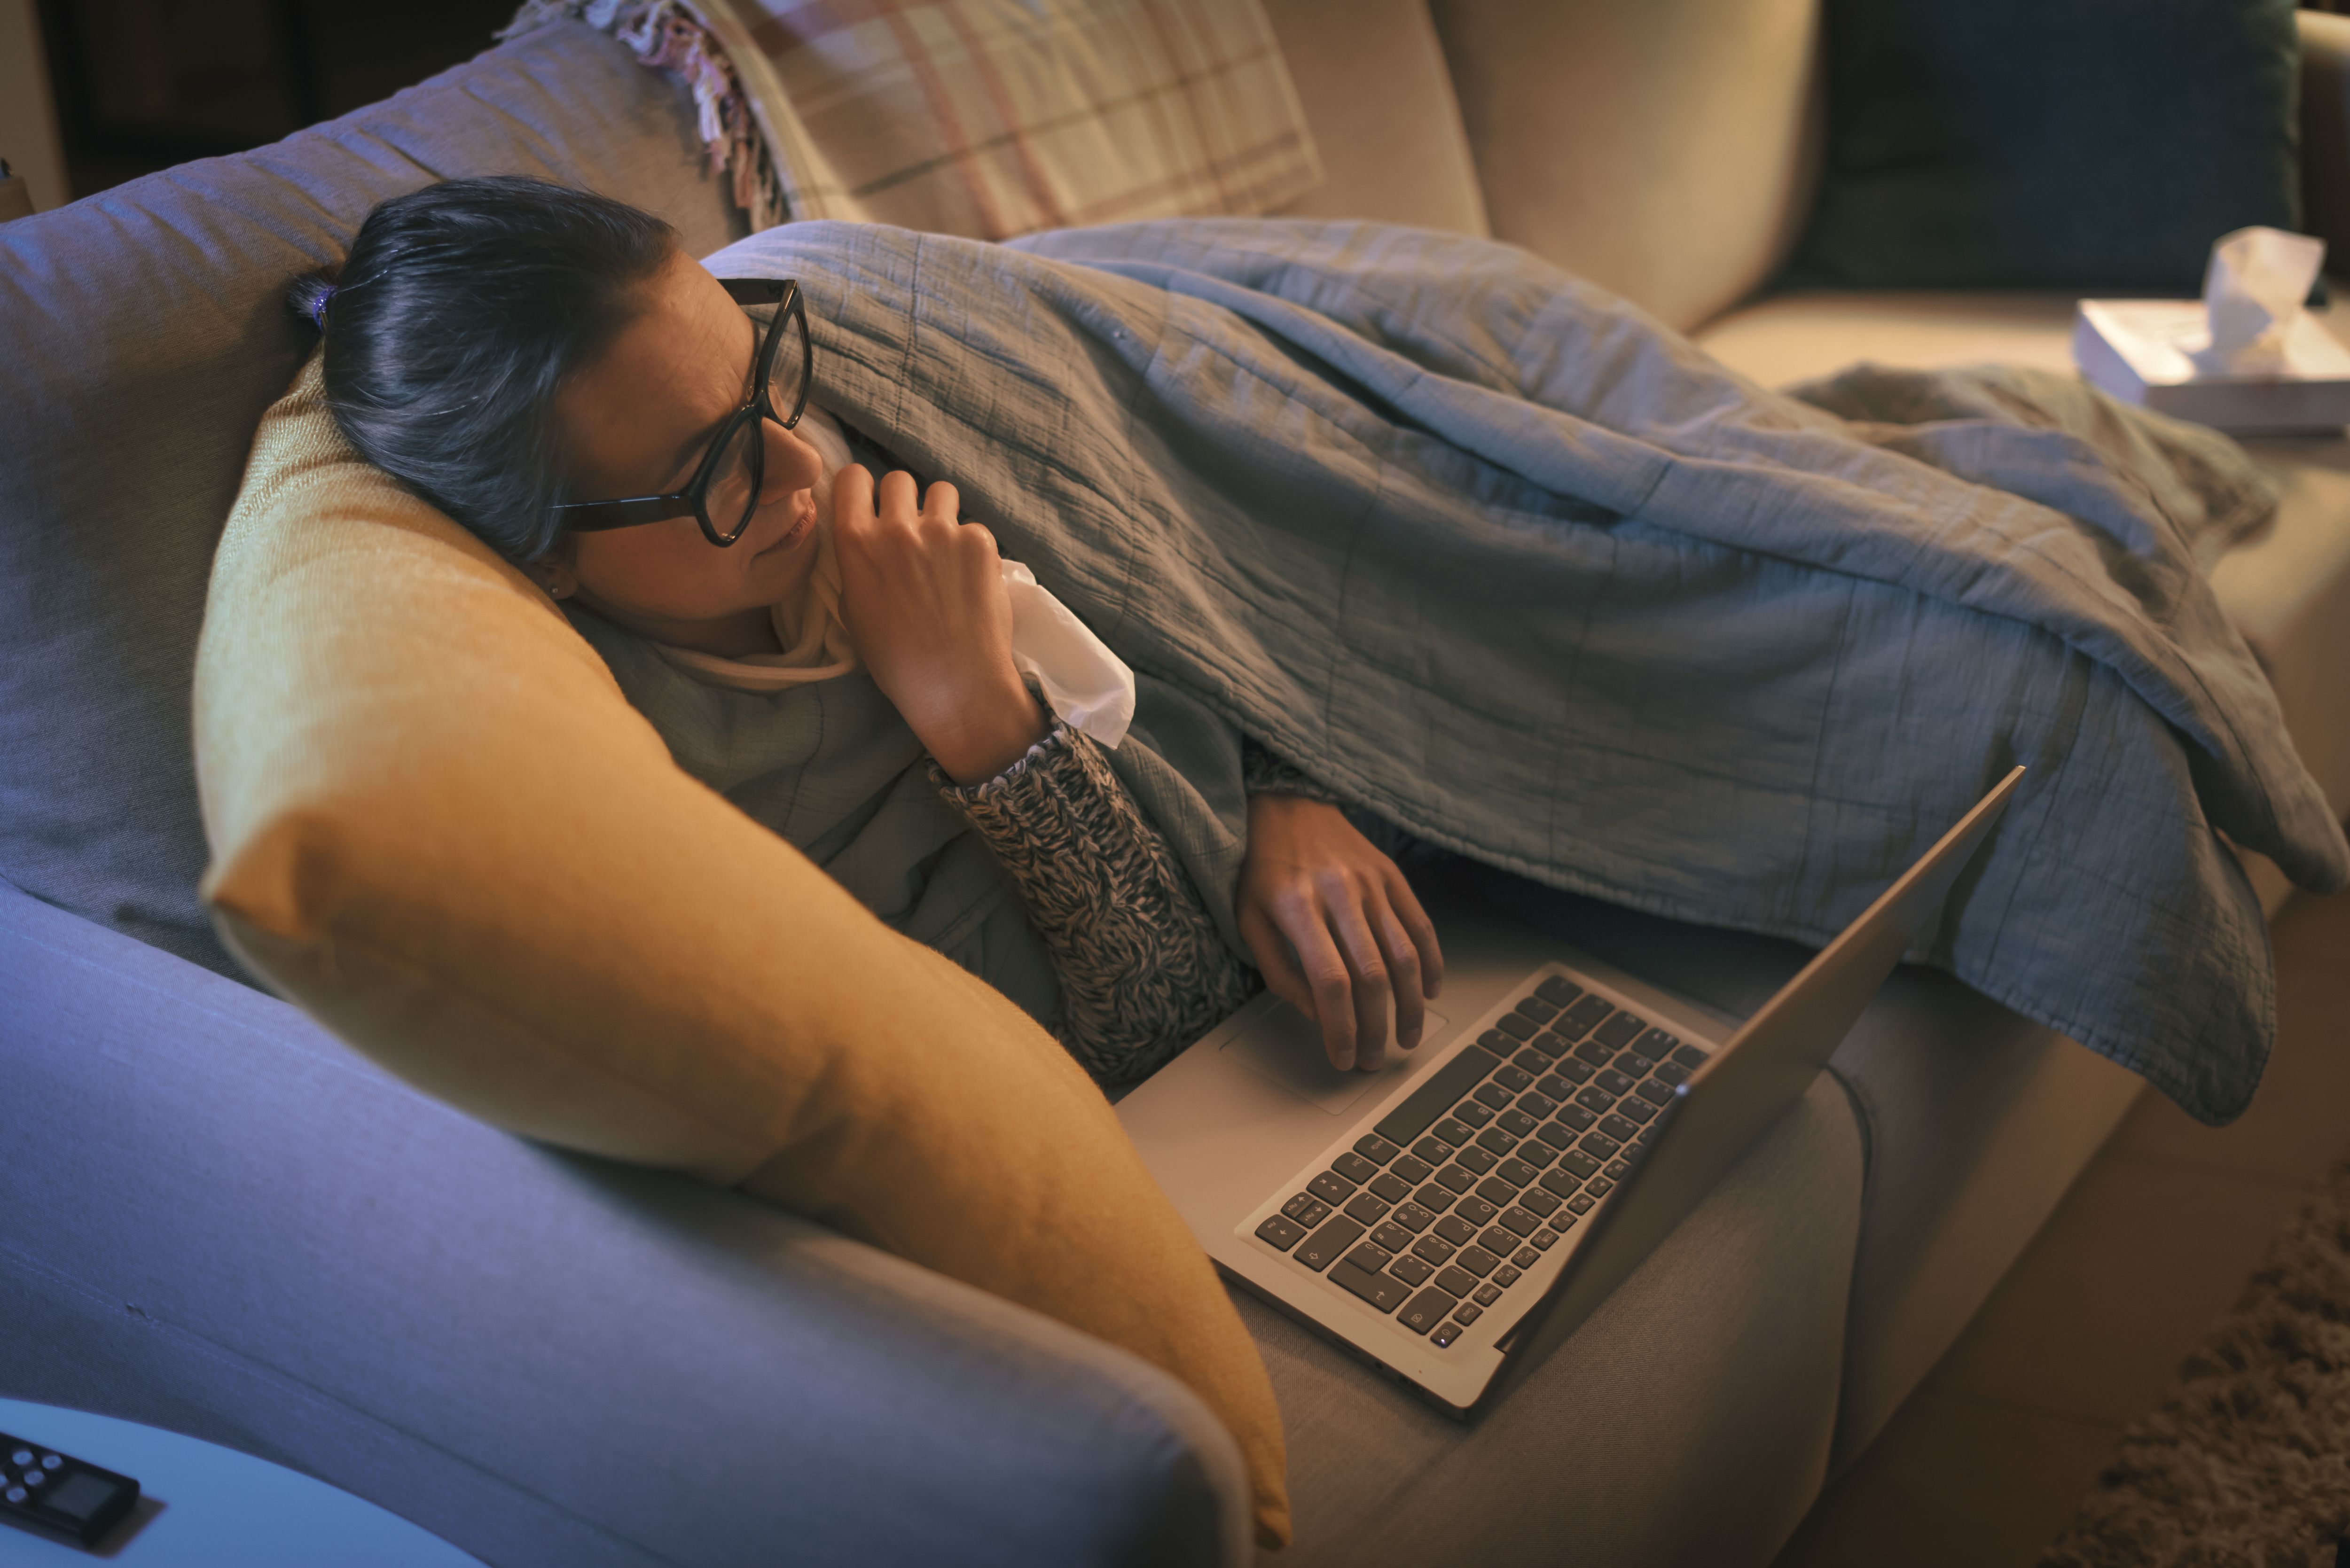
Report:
1115,766,2024,1417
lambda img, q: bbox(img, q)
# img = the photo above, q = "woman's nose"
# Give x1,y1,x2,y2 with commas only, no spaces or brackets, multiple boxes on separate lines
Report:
766,421,823,497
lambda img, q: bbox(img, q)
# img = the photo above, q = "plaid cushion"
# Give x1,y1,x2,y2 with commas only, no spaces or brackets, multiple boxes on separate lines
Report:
519,0,1324,238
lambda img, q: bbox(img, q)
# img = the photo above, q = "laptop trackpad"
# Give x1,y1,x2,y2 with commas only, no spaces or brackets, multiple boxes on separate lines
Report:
1221,1003,1452,1114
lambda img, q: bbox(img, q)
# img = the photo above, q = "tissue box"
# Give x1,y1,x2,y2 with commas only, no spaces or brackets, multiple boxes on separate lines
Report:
2073,299,2350,433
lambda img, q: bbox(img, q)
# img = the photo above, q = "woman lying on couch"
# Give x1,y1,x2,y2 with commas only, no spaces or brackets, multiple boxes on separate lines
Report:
291,174,1441,1087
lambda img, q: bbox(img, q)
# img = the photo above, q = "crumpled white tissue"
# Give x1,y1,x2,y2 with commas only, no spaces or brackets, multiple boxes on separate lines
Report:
2198,225,2328,373
1001,560,1136,749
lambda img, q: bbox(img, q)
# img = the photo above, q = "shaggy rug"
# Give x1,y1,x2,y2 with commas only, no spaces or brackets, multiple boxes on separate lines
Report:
2039,1158,2350,1568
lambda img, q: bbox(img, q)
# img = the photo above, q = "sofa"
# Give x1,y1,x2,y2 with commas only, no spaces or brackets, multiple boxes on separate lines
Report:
7,3,2348,1564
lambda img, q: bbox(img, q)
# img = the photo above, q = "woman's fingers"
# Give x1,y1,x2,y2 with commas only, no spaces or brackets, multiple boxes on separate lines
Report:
1385,863,1445,999
1273,893,1362,1071
1366,895,1426,1055
1324,889,1395,1072
1238,902,1315,1020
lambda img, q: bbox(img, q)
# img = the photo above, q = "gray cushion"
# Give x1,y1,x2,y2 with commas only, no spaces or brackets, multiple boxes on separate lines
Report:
0,20,739,978
0,874,1246,1568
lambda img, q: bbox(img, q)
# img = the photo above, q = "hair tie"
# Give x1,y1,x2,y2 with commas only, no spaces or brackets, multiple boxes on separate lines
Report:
311,285,337,331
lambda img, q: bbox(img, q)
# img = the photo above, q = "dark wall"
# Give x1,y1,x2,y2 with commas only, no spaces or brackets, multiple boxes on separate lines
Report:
37,0,520,197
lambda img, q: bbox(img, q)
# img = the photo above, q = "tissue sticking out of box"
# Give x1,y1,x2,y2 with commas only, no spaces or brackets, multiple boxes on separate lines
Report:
2196,226,2327,374
2074,226,2350,433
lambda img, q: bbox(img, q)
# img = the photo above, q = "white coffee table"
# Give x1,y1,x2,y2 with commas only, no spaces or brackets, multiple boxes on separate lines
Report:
0,1399,482,1565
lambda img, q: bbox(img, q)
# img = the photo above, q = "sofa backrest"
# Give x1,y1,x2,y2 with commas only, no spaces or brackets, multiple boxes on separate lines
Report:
1433,0,1825,332
0,20,739,979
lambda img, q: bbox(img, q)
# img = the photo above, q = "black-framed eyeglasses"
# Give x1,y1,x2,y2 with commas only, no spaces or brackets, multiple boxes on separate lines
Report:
550,277,811,548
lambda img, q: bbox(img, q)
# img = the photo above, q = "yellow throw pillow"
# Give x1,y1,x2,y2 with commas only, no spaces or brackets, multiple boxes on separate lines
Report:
195,358,1290,1547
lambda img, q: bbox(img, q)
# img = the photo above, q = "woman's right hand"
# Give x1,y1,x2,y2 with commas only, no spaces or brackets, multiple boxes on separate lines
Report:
832,465,1048,785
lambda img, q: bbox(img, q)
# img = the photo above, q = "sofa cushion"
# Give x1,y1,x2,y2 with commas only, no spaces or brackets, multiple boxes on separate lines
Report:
1260,0,1489,237
0,19,740,981
1425,0,1823,330
193,360,1291,1545
1783,0,2300,290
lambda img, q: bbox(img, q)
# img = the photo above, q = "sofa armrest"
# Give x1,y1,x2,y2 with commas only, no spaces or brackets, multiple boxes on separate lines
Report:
0,879,1248,1568
2302,11,2350,262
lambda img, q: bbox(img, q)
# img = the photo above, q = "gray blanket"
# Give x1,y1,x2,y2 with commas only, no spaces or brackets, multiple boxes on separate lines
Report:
693,217,2347,1124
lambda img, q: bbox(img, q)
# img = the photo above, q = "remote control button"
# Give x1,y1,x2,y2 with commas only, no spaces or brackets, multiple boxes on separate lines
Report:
20,1469,40,1486
5,1487,22,1504
7,1450,26,1466
39,1455,60,1470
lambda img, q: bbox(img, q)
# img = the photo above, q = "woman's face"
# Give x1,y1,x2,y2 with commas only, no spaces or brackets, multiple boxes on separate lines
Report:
539,247,826,652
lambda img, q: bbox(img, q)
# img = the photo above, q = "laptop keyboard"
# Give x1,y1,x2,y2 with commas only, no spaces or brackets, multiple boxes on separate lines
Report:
1250,972,1709,1350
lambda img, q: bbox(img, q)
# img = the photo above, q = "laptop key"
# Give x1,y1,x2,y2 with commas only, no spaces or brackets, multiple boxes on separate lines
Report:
1354,1133,1403,1164
1344,1192,1391,1225
1400,1289,1455,1334
1575,1086,1616,1115
1671,1044,1708,1070
1635,1027,1680,1057
1452,1302,1484,1327
1652,1061,1689,1087
1373,1043,1505,1147
1613,1051,1655,1078
1532,1228,1561,1249
1479,1226,1518,1257
1346,1241,1395,1274
1580,1131,1622,1160
1389,1253,1435,1287
1331,1260,1411,1314
1574,1041,1614,1068
1478,1030,1518,1057
1472,1083,1514,1111
1372,1220,1415,1253
1332,1152,1381,1185
1492,1063,1535,1093
1602,1159,1631,1181
1493,1264,1523,1288
1519,1143,1557,1170
1281,1193,1329,1225
1455,1196,1500,1227
1497,1108,1540,1138
1517,1091,1558,1119
1456,1145,1499,1175
1391,1153,1434,1185
1538,1169,1584,1201
1474,1127,1518,1157
1496,1157,1539,1187
1558,1150,1603,1180
1496,1013,1538,1041
1595,1068,1636,1097
1413,1135,1457,1166
1593,1012,1645,1048
1584,1178,1614,1198
1519,1185,1561,1217
1536,975,1582,1007
1535,1123,1578,1151
1432,1217,1475,1249
1513,1049,1554,1077
1455,1246,1500,1278
1515,995,1559,1025
1513,1246,1540,1268
1554,1057,1598,1084
1567,1193,1597,1214
1476,1176,1519,1208
1254,1214,1308,1250
1413,1186,1457,1216
1294,1215,1365,1271
1530,1031,1574,1059
1617,1099,1655,1124
1370,1171,1414,1203
1308,1171,1355,1205
1435,1265,1479,1297
1453,1100,1495,1129
1556,1105,1599,1133
1394,1201,1438,1232
1474,1281,1504,1306
1499,1207,1542,1237
1598,1114,1640,1143
1535,1075,1578,1104
1431,1322,1464,1348
1635,1080,1674,1106
1434,1116,1476,1146
1434,1163,1477,1194
1560,995,1614,1035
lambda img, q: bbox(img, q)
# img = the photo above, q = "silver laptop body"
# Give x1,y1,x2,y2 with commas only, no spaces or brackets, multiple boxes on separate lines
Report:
1115,767,2024,1417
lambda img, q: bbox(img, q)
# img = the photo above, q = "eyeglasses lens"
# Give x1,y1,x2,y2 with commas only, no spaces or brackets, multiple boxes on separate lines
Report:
766,307,809,427
704,417,765,543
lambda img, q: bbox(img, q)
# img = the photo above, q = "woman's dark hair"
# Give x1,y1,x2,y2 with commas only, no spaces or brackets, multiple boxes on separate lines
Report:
287,175,679,562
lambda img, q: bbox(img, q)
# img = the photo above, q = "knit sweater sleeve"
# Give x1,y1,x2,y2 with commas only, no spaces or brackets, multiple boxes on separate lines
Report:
1241,735,1346,805
935,723,1257,1085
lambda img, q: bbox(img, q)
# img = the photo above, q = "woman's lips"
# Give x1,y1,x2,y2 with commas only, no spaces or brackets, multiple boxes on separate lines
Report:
757,503,815,557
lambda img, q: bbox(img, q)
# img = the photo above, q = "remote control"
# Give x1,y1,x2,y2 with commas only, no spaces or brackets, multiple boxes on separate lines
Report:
0,1430,139,1549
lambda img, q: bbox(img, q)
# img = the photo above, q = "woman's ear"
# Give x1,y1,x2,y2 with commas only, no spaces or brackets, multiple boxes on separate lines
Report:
525,545,578,601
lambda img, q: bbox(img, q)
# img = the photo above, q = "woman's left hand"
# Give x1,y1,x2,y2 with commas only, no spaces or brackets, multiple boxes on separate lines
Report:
1238,796,1444,1073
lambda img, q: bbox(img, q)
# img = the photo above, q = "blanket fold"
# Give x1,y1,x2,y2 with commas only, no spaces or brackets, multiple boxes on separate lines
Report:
701,216,2348,1124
